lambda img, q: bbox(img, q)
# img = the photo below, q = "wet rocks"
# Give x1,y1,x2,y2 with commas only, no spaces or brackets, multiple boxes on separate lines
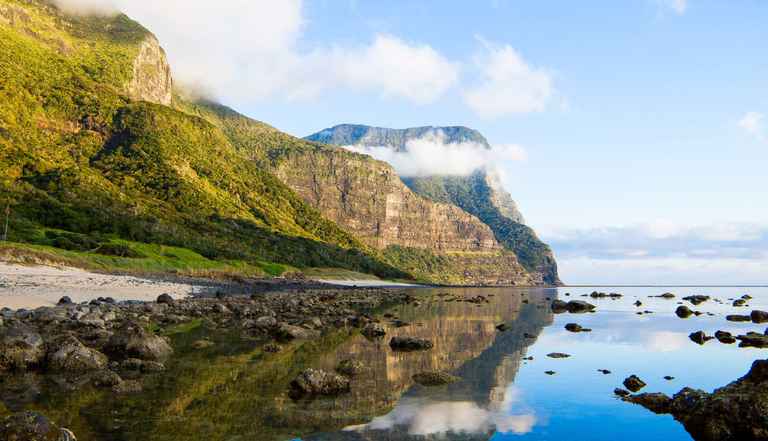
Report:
361,322,386,338
688,331,713,345
336,359,364,376
156,294,174,305
389,336,433,351
624,359,768,441
623,375,646,392
46,335,107,372
657,292,676,299
733,299,747,307
496,323,511,332
0,411,75,441
262,342,282,353
0,324,45,371
598,369,611,375
736,332,768,348
290,368,350,397
752,310,768,324
565,323,591,333
590,291,622,299
614,388,630,397
634,300,642,307
682,295,710,305
412,371,460,386
551,300,596,314
547,352,571,358
664,375,675,381
274,323,321,342
726,314,751,322
105,323,172,361
113,379,143,394
57,296,73,306
715,330,736,344
675,306,693,318
544,371,556,375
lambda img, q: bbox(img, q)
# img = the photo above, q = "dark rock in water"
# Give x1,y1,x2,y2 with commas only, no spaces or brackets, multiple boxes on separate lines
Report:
689,331,712,345
736,332,768,348
664,376,675,381
156,293,174,305
598,369,611,375
290,368,350,397
733,299,747,307
547,352,571,359
57,296,73,305
551,300,568,313
614,388,630,397
565,323,582,332
566,300,596,313
726,314,751,322
389,336,433,351
412,371,460,386
544,370,556,375
624,359,768,441
336,359,364,376
657,292,676,299
0,324,45,371
675,306,693,318
92,370,122,388
262,343,282,353
496,323,511,332
590,291,623,299
361,322,386,338
752,310,768,324
634,300,642,307
106,323,172,361
0,411,75,441
623,375,647,392
46,335,107,372
715,330,736,344
743,294,753,300
682,295,710,305
274,323,320,341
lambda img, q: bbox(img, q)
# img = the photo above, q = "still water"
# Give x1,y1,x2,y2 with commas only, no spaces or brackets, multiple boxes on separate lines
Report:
4,286,767,440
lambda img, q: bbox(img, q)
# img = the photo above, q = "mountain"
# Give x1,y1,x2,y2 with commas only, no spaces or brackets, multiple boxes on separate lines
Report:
0,0,404,279
305,124,561,285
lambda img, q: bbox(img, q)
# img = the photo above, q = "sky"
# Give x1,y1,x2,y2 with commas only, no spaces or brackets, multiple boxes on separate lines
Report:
57,0,768,285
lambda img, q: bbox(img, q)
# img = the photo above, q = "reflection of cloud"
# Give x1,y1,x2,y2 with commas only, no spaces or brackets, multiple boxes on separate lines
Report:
645,331,688,352
349,397,536,436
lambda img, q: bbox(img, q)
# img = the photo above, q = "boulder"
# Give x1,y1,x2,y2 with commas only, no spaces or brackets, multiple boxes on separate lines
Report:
675,306,693,318
361,322,386,338
547,352,571,358
726,314,751,322
290,368,350,397
336,359,364,376
715,330,736,344
0,411,75,441
688,331,711,345
412,371,460,386
0,324,45,371
156,294,174,305
682,295,710,305
752,310,768,324
624,359,768,441
736,332,768,348
623,375,646,392
106,323,172,361
389,336,433,351
274,323,320,341
46,336,108,372
565,300,596,313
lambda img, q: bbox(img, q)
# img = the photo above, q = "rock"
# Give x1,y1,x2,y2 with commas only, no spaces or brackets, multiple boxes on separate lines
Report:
658,292,676,299
682,295,710,305
112,379,143,394
590,291,622,299
274,323,320,341
191,339,214,349
664,376,675,381
564,323,591,333
57,296,73,306
547,352,571,358
91,370,122,388
254,316,277,329
106,323,172,361
336,359,364,376
565,300,596,313
623,393,672,414
623,375,646,392
550,300,568,313
412,371,460,386
496,323,511,332
736,332,768,348
156,294,174,305
46,336,107,372
688,331,711,345
752,310,768,324
726,314,751,322
361,322,386,338
0,411,74,441
262,343,282,353
614,388,630,397
389,336,433,351
290,368,350,397
715,330,736,344
625,359,768,441
743,294,753,300
733,299,747,307
544,371,556,375
634,300,642,307
0,324,45,371
598,369,611,375
675,306,693,318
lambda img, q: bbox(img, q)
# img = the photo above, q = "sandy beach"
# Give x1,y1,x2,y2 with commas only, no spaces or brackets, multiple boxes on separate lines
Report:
0,262,205,309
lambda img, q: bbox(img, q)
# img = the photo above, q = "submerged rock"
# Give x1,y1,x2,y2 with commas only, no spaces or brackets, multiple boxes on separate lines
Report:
624,359,768,441
0,411,75,441
623,375,647,392
0,324,45,371
105,323,172,361
290,368,350,397
389,336,433,351
336,359,364,376
46,335,108,372
412,371,460,386
361,322,386,338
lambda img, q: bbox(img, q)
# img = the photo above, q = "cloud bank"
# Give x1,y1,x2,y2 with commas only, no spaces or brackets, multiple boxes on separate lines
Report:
344,133,527,177
739,111,765,141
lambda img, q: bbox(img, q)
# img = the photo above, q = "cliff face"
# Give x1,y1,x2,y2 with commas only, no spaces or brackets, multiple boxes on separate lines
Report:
127,35,173,105
305,125,561,285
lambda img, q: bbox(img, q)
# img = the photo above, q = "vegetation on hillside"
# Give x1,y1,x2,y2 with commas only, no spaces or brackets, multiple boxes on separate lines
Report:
0,0,407,279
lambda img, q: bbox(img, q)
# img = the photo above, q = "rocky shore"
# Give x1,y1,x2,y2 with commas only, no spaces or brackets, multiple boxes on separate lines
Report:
0,287,417,438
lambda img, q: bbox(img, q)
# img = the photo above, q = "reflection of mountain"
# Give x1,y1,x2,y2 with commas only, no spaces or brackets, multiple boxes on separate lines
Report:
298,288,553,440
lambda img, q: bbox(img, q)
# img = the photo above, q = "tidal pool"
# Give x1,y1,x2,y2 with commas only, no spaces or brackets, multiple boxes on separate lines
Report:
2,286,766,441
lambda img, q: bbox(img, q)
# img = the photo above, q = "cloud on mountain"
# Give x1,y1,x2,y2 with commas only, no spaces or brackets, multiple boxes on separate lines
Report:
344,132,527,177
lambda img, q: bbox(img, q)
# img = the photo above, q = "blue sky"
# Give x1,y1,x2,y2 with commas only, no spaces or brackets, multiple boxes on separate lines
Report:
60,0,768,284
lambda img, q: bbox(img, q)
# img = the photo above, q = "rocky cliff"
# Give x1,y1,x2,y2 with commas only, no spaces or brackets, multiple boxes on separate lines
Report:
306,124,561,285
127,35,173,105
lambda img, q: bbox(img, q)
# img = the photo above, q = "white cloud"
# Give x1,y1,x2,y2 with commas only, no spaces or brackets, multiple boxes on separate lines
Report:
738,111,765,141
464,42,555,118
655,0,688,15
344,132,526,177
51,0,457,106
51,0,116,15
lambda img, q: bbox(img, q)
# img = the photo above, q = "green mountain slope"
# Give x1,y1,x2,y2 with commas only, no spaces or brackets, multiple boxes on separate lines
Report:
0,0,406,279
